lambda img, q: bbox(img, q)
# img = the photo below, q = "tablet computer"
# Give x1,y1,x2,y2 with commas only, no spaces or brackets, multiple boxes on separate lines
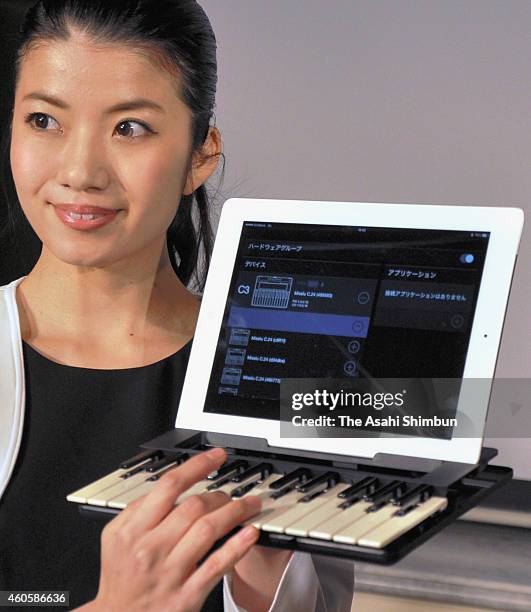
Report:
176,199,523,465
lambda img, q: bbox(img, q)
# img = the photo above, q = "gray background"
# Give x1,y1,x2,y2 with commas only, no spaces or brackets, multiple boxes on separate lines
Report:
200,0,531,477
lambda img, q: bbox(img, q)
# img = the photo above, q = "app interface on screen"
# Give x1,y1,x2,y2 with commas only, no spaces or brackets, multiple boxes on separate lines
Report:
204,222,490,425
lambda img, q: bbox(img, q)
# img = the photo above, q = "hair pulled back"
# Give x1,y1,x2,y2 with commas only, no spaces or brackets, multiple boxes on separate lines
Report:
2,0,223,290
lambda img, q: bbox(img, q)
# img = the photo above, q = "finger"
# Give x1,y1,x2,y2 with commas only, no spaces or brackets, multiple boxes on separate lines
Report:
143,490,231,557
124,447,227,534
104,493,148,531
178,524,260,610
166,495,262,577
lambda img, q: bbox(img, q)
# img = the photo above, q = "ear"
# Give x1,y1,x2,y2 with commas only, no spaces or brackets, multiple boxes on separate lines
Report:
182,126,222,196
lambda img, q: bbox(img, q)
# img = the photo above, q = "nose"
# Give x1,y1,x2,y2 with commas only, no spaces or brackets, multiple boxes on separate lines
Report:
56,127,111,192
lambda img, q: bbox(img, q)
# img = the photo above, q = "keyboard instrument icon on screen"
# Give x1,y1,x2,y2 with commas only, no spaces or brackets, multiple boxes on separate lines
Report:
251,276,293,309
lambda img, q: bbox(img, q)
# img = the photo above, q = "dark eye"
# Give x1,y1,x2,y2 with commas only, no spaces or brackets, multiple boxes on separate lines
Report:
114,120,151,138
25,112,61,131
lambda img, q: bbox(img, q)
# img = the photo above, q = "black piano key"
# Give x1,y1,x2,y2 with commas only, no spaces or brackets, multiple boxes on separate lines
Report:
336,478,380,508
123,458,162,479
207,460,248,480
395,492,435,516
146,457,188,481
364,480,406,503
395,503,416,516
338,496,363,510
230,478,262,498
119,449,161,470
270,481,301,499
298,486,330,503
231,463,273,483
268,468,312,490
367,501,387,512
146,453,186,472
297,471,340,493
393,484,433,507
207,474,233,490
206,461,249,490
338,477,379,498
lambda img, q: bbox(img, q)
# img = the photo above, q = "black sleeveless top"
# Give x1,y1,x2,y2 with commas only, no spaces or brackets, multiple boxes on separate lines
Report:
0,339,224,611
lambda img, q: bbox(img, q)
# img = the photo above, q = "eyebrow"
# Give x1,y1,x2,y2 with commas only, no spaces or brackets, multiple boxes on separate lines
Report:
21,92,165,114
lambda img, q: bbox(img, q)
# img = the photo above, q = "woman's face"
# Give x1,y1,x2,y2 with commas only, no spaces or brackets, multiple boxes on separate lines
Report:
11,31,209,269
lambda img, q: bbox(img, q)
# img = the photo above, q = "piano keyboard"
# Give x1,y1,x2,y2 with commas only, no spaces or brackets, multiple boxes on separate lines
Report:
66,450,449,552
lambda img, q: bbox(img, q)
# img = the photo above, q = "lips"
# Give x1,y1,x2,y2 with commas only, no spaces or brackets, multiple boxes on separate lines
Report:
53,203,120,215
51,202,122,231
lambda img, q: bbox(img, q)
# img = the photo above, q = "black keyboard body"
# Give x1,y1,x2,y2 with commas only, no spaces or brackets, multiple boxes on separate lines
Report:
73,428,512,565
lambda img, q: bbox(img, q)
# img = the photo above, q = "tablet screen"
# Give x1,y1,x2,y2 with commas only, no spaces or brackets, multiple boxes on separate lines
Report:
203,222,490,436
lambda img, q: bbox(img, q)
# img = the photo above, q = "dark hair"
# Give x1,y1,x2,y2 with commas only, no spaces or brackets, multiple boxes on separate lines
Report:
1,0,224,291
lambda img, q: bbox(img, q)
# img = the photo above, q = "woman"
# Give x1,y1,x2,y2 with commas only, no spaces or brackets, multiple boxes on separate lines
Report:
0,0,354,610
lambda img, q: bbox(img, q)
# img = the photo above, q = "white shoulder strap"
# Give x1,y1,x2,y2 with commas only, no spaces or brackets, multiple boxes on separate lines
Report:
0,276,26,502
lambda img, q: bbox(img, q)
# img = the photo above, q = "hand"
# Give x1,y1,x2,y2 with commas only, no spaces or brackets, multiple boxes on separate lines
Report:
87,448,263,612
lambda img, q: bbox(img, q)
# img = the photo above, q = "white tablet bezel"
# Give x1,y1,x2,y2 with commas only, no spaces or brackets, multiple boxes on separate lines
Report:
176,199,524,464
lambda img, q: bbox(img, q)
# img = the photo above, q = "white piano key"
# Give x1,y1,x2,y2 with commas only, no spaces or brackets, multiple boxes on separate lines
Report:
107,475,217,509
245,487,303,529
174,478,216,502
309,500,373,540
88,470,159,506
263,484,346,534
332,503,402,544
107,478,157,509
284,485,353,536
262,485,345,535
357,496,448,548
106,462,178,509
66,459,152,503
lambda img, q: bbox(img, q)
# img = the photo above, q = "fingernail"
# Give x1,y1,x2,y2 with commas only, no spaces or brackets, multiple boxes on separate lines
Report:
239,525,259,541
207,447,226,461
